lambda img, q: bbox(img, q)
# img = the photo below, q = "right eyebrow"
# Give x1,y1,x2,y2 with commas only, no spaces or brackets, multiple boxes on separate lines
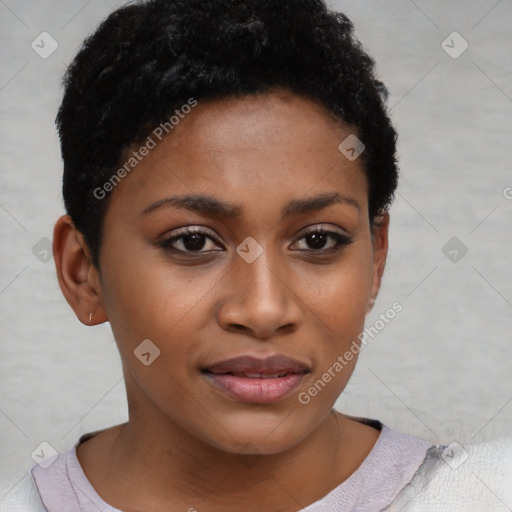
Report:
141,194,243,219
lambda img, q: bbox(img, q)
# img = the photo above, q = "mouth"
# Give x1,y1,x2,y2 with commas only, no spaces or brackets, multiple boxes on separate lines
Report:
201,354,310,404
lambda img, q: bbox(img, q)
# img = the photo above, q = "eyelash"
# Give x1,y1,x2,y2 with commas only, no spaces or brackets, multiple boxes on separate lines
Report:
157,225,354,256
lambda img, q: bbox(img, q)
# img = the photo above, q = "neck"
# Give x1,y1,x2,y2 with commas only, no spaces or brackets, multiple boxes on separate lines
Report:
101,409,349,511
78,373,376,512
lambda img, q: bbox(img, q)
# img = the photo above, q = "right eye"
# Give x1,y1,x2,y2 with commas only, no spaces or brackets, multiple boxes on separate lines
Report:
158,226,224,254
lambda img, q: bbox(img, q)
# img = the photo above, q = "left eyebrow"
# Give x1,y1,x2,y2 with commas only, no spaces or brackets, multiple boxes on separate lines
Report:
282,191,361,217
141,191,360,219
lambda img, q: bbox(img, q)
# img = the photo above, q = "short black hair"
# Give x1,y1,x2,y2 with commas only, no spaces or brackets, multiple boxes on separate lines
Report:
57,0,399,269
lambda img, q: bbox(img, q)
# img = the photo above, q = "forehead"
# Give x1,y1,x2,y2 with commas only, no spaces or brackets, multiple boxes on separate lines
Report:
105,90,368,222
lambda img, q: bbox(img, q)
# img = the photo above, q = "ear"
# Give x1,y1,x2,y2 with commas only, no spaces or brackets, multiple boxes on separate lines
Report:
366,212,390,314
53,215,108,326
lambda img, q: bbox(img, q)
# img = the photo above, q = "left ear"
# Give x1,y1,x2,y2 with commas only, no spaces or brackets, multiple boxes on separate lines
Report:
367,212,390,314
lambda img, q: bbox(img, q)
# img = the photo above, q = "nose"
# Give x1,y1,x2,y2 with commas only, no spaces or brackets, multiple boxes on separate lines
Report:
216,248,304,339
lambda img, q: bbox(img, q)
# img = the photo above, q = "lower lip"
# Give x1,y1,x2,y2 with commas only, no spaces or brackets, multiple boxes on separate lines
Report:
204,373,306,404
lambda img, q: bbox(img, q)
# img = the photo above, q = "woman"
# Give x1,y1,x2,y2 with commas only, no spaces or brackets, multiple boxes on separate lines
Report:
17,1,510,510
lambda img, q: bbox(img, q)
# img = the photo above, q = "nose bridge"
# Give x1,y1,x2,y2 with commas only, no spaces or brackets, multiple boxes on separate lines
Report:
235,240,288,310
217,240,302,337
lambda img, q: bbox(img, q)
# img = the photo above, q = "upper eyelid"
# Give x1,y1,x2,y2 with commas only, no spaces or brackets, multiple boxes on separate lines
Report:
166,224,345,238
163,224,348,248
167,225,219,239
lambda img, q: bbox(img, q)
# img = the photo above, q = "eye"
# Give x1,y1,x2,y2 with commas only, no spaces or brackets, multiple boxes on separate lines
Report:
158,226,222,253
157,225,353,256
291,226,353,252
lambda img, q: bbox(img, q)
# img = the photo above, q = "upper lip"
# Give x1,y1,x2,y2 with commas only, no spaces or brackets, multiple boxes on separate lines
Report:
202,354,311,375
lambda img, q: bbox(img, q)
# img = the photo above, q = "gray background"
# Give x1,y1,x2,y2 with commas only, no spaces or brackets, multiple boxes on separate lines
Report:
1,0,511,504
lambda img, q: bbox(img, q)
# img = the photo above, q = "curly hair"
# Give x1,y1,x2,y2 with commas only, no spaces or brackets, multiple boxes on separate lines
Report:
57,0,399,268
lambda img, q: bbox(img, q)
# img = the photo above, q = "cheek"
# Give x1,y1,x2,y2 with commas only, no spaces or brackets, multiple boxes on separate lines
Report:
99,246,227,374
292,249,373,408
101,241,199,328
295,258,372,408
298,249,373,338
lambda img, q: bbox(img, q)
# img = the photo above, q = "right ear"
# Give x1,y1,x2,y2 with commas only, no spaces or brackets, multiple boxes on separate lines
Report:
52,215,108,326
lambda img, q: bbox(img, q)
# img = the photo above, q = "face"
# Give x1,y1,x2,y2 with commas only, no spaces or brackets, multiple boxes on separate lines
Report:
62,90,388,456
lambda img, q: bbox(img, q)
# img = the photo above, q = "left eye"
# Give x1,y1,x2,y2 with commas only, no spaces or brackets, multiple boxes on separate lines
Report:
292,229,353,251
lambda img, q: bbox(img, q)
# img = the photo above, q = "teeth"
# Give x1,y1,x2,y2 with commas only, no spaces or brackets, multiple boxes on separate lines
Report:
241,373,288,379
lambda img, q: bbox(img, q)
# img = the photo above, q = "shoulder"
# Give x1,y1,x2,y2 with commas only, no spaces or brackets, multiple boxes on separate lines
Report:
302,415,433,512
360,422,434,495
341,414,433,481
27,428,119,512
385,436,512,511
29,443,79,511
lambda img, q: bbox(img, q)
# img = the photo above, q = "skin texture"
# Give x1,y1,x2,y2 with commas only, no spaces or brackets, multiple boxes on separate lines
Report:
53,89,389,511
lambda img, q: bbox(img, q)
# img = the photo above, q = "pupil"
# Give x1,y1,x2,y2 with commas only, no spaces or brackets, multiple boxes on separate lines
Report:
184,234,206,251
307,232,326,249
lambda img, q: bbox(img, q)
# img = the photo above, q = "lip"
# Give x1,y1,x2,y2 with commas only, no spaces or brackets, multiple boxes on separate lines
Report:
201,354,310,404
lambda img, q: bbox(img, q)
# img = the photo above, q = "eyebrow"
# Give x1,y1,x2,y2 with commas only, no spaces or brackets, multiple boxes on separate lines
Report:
141,191,360,219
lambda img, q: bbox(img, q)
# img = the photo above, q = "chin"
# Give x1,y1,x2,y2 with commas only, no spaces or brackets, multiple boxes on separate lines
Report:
199,411,314,456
